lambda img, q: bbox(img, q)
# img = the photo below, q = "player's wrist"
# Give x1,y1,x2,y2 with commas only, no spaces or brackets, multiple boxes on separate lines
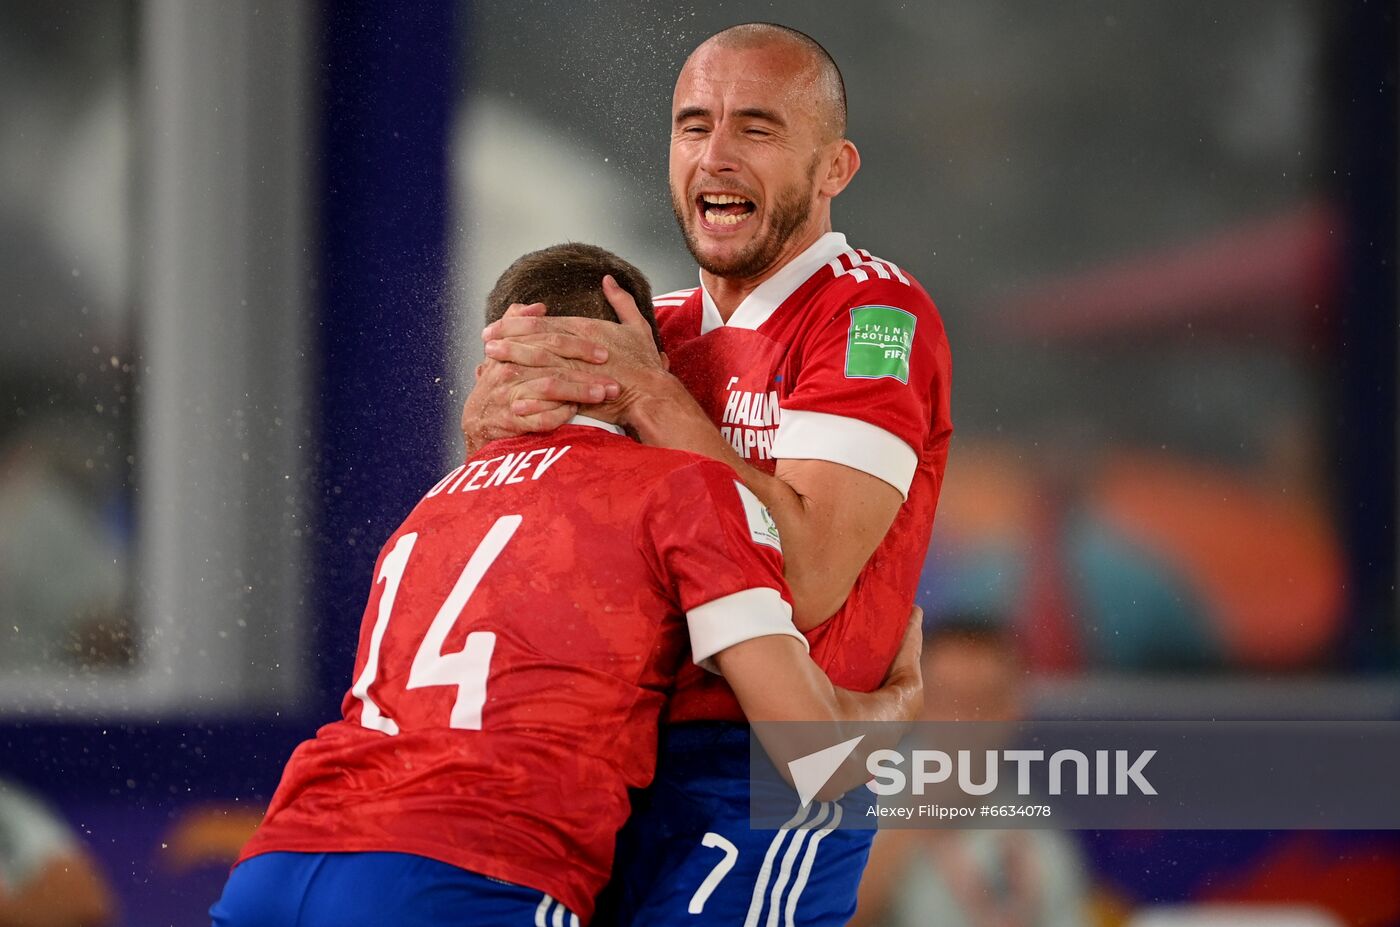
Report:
620,368,690,437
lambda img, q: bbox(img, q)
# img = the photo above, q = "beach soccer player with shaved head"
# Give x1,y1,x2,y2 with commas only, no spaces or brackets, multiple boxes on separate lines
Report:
210,244,924,927
463,23,953,927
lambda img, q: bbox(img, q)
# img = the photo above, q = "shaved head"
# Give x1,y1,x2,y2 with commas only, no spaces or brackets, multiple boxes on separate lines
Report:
689,22,847,141
669,21,861,286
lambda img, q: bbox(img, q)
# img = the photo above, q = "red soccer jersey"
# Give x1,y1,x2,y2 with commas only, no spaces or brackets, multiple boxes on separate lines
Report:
653,232,953,722
237,419,801,922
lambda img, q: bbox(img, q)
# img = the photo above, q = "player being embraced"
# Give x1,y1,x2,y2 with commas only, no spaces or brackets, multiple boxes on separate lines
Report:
463,23,953,927
210,243,923,927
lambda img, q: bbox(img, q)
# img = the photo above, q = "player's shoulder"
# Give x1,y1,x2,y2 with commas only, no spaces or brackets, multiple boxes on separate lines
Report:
812,242,942,325
652,286,699,307
650,286,702,348
651,286,700,320
628,445,742,502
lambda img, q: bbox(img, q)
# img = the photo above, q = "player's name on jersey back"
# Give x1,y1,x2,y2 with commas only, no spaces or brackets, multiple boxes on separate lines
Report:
426,445,572,497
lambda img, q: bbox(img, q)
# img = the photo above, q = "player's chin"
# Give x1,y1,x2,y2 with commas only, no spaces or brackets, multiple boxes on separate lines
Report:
690,217,761,268
691,238,758,277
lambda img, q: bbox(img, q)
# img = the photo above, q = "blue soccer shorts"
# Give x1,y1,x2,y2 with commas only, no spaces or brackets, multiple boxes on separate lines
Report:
598,722,875,927
211,850,580,927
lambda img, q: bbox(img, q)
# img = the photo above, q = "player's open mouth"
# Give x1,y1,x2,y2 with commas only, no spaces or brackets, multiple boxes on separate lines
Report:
697,193,756,228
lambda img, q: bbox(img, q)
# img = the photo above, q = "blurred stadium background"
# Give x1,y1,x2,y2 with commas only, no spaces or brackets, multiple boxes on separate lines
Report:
0,1,1396,924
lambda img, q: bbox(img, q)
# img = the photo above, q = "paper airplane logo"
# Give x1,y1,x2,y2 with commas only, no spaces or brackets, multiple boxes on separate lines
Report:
787,735,866,807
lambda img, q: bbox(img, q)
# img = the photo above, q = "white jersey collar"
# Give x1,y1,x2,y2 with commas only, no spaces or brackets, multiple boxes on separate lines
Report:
565,414,626,435
699,232,850,335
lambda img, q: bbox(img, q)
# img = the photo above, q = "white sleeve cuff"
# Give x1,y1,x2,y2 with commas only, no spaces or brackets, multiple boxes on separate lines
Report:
686,587,808,675
773,409,918,499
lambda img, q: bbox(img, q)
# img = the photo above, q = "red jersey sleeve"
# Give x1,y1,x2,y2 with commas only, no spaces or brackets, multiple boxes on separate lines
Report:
774,276,951,498
637,458,806,670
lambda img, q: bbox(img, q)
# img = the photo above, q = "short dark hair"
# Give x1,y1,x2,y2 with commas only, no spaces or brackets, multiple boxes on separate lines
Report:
485,243,659,348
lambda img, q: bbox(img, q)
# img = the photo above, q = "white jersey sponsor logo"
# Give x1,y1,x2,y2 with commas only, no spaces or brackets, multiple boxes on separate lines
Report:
720,376,780,460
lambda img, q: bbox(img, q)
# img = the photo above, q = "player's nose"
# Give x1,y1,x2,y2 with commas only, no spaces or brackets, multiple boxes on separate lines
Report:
697,128,742,174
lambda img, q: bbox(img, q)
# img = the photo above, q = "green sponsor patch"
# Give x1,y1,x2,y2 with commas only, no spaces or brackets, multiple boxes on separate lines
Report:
845,305,916,383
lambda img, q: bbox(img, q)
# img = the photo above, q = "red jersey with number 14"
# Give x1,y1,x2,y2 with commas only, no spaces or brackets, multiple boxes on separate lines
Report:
236,419,801,922
654,232,953,722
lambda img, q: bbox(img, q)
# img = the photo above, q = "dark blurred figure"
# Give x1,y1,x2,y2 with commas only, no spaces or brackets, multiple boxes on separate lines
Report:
0,778,115,927
850,616,1092,927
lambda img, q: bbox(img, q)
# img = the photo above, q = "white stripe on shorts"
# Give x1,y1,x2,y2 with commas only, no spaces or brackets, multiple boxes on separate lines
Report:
764,803,834,927
742,803,824,927
784,803,843,927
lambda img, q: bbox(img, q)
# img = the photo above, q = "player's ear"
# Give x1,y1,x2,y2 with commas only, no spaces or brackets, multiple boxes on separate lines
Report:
820,139,860,199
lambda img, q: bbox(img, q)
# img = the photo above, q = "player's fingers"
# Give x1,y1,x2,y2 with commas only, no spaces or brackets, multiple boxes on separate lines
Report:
508,397,571,417
511,372,619,406
481,305,547,342
478,354,526,386
884,606,924,688
482,314,579,342
484,332,608,366
900,606,925,662
516,404,579,433
461,361,535,452
602,274,650,332
483,339,566,369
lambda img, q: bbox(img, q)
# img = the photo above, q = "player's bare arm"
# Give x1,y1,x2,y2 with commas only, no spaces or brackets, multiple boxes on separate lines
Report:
716,606,924,801
476,282,904,630
621,365,902,629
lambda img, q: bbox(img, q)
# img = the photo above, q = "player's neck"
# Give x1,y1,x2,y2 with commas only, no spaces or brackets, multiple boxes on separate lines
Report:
702,220,831,321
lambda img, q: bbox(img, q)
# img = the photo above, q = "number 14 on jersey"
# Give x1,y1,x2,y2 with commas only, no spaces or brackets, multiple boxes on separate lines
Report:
349,515,521,734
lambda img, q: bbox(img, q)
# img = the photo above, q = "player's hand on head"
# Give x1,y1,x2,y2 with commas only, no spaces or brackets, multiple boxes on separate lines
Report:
468,283,668,449
482,304,610,368
505,367,616,413
460,358,619,454
483,311,614,369
480,281,664,375
503,301,548,318
600,274,664,366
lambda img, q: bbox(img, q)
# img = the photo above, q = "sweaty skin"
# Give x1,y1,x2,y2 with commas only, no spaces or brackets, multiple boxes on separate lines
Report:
463,37,902,631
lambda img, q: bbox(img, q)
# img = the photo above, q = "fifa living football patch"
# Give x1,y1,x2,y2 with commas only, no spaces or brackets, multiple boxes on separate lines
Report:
734,481,782,552
845,305,916,383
